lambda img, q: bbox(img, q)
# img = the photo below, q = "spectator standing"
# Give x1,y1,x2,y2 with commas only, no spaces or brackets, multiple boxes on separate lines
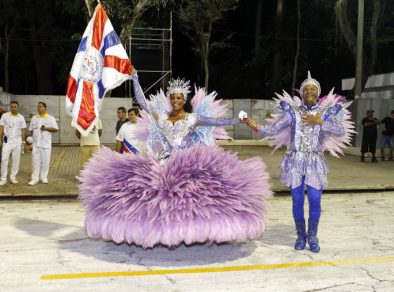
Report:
380,110,394,161
0,101,27,185
361,110,379,162
116,108,144,154
76,119,102,166
116,107,128,134
28,102,59,185
0,106,5,163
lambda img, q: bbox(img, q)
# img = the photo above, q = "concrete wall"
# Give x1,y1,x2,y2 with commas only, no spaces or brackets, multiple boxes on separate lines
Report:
0,91,269,143
1,93,134,144
220,99,272,140
251,99,276,139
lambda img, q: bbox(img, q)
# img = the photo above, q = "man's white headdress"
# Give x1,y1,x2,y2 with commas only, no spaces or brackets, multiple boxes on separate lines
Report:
300,71,321,97
166,78,191,100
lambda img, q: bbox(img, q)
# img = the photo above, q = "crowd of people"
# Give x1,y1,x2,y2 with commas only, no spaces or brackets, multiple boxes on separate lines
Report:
0,101,142,186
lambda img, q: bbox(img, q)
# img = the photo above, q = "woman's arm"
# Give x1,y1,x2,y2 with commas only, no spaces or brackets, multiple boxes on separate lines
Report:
131,74,148,111
196,114,239,127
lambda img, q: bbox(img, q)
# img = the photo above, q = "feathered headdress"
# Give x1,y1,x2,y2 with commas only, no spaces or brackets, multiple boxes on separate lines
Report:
300,71,321,97
166,78,191,100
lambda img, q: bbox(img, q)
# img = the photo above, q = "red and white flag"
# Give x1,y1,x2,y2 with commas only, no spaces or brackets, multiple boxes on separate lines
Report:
66,3,133,135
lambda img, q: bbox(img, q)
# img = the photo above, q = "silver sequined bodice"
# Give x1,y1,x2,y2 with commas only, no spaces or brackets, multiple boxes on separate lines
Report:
160,114,197,150
294,107,322,153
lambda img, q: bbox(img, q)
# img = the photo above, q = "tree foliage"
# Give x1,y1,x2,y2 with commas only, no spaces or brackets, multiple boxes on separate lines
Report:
176,0,238,89
0,0,393,98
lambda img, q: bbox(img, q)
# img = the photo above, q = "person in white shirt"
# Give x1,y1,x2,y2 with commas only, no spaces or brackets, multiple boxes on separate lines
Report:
0,101,27,185
76,119,102,166
28,102,59,185
116,108,144,154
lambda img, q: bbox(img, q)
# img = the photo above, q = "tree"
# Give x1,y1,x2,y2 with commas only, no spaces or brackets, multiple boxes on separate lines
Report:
176,0,238,89
84,0,171,44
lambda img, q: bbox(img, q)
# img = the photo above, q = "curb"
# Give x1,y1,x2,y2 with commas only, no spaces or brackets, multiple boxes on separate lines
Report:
2,188,394,200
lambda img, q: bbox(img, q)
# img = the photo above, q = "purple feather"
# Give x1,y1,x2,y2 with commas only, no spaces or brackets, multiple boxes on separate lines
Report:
79,145,272,248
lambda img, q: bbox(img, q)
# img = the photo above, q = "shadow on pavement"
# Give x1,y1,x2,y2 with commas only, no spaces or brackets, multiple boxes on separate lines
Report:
14,217,259,267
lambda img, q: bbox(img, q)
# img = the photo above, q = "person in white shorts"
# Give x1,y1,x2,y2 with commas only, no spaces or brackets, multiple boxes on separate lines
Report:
76,119,102,166
28,102,59,185
0,101,27,185
116,108,144,154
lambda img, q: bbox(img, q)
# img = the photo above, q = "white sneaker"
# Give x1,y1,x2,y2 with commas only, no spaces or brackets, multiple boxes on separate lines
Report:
10,178,18,184
0,180,7,186
28,180,39,186
41,178,48,184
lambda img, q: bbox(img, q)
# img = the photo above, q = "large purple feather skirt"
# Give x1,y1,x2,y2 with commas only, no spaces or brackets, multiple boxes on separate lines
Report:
79,145,272,248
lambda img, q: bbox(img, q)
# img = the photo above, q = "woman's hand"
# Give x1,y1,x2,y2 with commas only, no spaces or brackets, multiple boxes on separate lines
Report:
242,118,260,131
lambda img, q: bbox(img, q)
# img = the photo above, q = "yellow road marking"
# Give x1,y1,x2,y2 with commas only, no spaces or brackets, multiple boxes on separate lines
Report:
41,255,394,281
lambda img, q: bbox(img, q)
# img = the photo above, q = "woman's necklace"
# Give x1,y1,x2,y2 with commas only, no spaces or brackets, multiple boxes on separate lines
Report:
168,111,186,124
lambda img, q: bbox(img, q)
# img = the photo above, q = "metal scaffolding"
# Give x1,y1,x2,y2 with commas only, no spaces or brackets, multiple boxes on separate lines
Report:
125,12,173,98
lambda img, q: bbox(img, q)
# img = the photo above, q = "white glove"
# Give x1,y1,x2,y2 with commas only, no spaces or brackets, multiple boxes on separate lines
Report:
238,110,248,120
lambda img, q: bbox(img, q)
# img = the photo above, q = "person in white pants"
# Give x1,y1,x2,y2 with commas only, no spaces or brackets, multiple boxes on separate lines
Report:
0,101,27,185
28,102,59,185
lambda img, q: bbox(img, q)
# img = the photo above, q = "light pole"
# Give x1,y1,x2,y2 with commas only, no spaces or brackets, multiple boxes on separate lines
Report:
355,0,364,98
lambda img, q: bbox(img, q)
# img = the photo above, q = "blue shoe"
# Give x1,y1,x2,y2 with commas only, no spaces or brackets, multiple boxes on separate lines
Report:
294,220,307,250
308,219,320,253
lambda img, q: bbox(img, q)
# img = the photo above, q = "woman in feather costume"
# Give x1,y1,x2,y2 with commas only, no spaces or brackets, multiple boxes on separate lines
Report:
243,71,355,253
79,72,272,249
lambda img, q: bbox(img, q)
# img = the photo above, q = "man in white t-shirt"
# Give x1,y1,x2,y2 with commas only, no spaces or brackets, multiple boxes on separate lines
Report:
0,101,27,185
28,102,59,185
76,119,102,166
116,108,144,154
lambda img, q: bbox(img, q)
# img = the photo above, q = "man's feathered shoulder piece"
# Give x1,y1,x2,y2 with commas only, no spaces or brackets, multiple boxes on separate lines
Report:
264,89,355,157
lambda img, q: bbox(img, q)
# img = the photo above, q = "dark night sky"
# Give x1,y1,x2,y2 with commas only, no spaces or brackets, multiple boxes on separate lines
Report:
0,0,393,99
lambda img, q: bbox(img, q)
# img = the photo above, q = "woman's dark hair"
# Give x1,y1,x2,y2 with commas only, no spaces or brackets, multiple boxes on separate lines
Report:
183,97,192,113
